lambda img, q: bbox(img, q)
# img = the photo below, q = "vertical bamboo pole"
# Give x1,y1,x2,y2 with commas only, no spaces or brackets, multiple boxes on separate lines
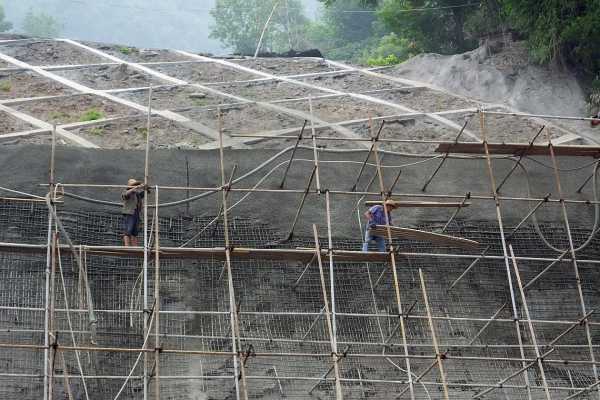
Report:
143,84,153,400
48,232,57,400
509,244,552,400
218,109,246,400
546,133,600,399
418,269,450,400
479,110,533,400
154,186,160,400
370,119,415,400
44,124,57,400
324,191,338,353
312,225,344,399
308,96,320,192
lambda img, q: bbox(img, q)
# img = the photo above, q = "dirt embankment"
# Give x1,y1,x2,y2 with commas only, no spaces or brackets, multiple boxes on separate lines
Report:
388,41,597,142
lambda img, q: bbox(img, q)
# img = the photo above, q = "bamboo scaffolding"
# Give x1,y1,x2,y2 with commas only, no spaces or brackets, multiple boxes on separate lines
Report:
4,45,600,400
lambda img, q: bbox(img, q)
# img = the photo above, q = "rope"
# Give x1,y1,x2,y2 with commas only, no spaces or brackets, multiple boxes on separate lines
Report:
520,161,600,253
112,299,157,400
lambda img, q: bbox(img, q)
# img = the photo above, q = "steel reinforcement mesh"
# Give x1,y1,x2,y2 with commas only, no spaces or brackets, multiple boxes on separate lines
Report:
0,199,599,399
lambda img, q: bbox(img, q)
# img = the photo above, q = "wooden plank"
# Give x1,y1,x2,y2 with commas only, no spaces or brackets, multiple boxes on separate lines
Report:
365,200,471,208
370,225,480,250
0,242,390,263
436,142,600,158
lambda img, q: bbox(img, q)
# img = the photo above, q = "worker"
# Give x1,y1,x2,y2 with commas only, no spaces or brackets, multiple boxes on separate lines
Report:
592,111,600,127
362,200,398,252
121,178,148,247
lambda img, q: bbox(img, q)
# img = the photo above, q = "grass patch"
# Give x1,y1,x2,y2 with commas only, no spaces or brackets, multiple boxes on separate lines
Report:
0,80,11,92
48,110,72,122
137,127,148,138
80,108,105,122
119,46,135,55
88,127,104,136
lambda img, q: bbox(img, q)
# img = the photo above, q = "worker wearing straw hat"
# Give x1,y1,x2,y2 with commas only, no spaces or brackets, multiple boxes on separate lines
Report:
121,178,148,247
362,200,398,252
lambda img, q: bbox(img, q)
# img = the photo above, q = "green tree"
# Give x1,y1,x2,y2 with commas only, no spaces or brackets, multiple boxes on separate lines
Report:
306,0,381,61
210,0,309,55
22,9,61,38
503,0,600,73
377,0,484,54
0,1,12,32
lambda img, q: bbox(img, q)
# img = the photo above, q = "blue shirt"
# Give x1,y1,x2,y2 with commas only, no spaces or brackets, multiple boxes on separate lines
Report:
367,205,391,228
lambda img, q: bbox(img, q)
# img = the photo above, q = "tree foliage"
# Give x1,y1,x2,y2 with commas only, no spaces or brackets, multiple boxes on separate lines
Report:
210,0,308,55
22,9,61,38
305,0,381,61
0,1,12,32
503,0,600,73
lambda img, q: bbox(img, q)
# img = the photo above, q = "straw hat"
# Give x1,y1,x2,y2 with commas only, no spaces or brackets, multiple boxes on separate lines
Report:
127,178,142,187
384,199,399,208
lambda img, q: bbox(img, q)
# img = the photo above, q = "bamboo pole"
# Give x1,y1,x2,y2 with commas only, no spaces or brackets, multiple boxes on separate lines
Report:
311,225,344,399
48,232,57,400
479,110,533,400
142,84,153,400
509,244,552,400
218,109,246,400
546,132,600,400
418,269,450,400
154,186,160,400
370,118,415,400
307,95,321,192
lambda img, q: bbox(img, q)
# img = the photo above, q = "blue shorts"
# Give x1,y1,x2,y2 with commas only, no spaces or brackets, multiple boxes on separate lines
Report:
123,213,140,236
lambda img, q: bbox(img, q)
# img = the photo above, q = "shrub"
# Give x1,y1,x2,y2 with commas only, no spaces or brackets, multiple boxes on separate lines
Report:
0,80,11,92
119,47,134,55
80,108,104,122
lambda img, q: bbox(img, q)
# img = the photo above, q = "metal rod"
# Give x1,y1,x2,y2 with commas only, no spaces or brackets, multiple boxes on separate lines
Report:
448,192,551,291
279,119,307,188
421,119,469,191
285,166,316,241
495,125,545,193
292,253,317,289
351,120,385,192
467,302,507,346
440,192,470,233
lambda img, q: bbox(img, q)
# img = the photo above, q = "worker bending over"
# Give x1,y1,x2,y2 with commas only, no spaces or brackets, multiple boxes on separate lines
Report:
121,178,149,247
362,200,398,252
